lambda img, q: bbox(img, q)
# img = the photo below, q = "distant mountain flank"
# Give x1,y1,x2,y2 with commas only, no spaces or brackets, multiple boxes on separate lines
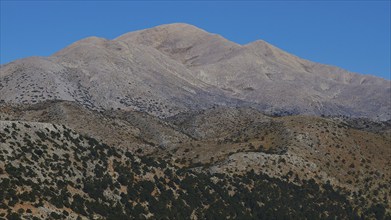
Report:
1,23,390,120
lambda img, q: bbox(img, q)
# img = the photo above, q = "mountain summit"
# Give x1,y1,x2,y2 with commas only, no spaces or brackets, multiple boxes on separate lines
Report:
1,23,390,119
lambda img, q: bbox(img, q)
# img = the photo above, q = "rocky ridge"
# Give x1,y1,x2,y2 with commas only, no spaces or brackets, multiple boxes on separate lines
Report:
1,23,390,119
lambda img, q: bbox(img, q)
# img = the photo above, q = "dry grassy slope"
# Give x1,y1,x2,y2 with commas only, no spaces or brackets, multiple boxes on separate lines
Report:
277,116,391,206
2,120,378,219
0,120,178,219
2,101,389,210
158,108,391,212
0,121,95,219
166,107,272,140
0,101,191,154
1,101,389,213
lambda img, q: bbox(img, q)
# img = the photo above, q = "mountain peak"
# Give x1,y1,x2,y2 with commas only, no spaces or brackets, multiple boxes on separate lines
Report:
246,39,269,46
77,36,107,44
151,22,206,31
116,23,240,66
116,23,209,41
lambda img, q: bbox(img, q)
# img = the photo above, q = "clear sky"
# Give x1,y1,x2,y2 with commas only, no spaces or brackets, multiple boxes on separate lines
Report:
1,1,390,79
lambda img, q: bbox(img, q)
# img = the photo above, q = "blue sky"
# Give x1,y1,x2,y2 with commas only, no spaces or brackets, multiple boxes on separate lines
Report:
1,1,390,79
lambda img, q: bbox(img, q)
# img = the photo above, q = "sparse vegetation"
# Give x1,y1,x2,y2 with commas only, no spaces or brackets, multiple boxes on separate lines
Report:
0,104,390,219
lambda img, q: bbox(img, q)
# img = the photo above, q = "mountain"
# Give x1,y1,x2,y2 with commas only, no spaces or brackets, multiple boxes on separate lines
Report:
117,23,390,119
1,23,390,119
1,23,391,219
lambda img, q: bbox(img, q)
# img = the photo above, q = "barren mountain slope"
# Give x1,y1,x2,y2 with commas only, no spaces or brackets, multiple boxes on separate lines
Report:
1,23,389,119
118,23,390,119
116,23,241,67
192,41,390,118
0,35,239,118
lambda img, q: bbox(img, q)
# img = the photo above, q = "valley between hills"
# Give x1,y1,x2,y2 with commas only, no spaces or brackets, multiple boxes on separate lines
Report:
1,23,390,219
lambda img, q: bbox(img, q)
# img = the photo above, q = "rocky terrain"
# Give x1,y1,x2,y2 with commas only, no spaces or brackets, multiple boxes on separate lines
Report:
0,101,390,219
1,23,390,119
1,23,391,219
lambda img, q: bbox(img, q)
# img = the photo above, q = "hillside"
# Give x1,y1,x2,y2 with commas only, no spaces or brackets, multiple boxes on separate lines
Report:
0,100,190,154
1,102,390,218
1,119,389,219
161,108,391,212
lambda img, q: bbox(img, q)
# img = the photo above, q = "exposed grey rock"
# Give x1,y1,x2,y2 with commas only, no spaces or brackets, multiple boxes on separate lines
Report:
1,23,390,120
